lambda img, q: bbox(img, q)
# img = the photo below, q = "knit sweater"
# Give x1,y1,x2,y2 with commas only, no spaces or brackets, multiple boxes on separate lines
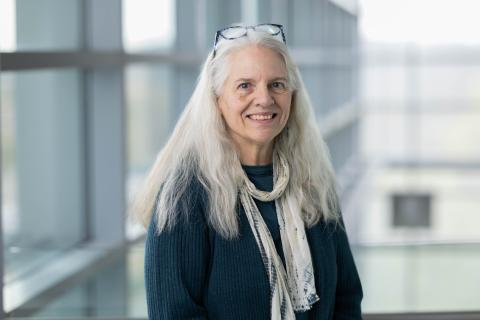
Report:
144,164,363,319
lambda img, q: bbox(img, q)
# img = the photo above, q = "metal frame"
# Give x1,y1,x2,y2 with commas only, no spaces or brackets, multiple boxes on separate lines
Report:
0,48,358,72
0,0,131,316
362,46,480,66
0,46,5,320
0,52,201,71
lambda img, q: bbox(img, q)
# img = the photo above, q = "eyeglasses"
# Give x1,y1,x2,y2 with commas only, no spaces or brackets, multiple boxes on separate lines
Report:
213,23,286,58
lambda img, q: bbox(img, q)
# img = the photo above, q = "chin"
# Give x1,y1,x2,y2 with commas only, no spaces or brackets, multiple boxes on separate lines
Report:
250,135,276,146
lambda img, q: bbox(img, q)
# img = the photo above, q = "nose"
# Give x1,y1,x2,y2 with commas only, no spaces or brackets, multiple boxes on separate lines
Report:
254,84,274,107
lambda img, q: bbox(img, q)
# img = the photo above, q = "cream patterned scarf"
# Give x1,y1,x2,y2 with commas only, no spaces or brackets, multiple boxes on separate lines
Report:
239,149,320,319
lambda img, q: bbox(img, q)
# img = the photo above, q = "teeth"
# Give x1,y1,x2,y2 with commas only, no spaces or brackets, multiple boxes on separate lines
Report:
249,114,273,120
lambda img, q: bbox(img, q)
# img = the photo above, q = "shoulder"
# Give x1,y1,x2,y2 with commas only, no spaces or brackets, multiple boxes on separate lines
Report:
306,216,348,248
170,175,209,228
319,217,351,249
181,175,208,221
149,174,209,236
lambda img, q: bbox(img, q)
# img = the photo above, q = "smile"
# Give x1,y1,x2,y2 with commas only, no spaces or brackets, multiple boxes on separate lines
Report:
247,113,277,121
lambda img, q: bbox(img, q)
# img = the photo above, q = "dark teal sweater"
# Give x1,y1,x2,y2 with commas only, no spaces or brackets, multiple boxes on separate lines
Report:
145,164,363,319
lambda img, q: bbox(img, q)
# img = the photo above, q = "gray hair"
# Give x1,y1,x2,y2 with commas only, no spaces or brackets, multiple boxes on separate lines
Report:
132,28,340,239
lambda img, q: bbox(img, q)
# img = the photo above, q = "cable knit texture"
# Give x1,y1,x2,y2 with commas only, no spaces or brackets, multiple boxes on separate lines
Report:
144,164,363,319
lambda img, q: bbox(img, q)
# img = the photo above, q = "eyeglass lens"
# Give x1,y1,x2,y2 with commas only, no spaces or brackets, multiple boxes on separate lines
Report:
221,27,247,39
221,24,281,40
214,24,285,57
254,24,281,35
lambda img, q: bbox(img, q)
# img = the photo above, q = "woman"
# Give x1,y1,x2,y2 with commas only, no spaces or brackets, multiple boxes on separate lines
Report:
134,23,363,319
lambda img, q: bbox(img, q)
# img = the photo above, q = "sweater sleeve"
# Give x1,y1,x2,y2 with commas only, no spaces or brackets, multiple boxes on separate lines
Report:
333,219,364,320
144,189,210,320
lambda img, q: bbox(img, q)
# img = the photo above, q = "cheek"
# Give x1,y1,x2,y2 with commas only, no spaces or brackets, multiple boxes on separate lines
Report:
218,96,231,116
279,96,293,121
225,99,249,119
218,97,246,129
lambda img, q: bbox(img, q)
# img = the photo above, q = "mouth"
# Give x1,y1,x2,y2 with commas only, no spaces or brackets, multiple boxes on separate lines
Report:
246,113,277,121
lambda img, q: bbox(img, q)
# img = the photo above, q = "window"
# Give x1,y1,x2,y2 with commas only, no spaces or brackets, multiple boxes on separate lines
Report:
392,193,432,228
125,63,173,239
0,0,81,52
1,69,85,286
122,0,176,52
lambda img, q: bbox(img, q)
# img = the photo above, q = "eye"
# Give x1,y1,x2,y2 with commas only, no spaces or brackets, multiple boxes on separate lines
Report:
271,81,286,90
237,82,251,90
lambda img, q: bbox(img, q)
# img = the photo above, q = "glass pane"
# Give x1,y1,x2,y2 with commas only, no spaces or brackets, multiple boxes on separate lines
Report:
361,65,409,105
1,0,81,51
359,44,480,315
18,243,147,318
125,64,172,239
1,69,85,286
357,243,480,313
418,65,480,103
122,0,176,52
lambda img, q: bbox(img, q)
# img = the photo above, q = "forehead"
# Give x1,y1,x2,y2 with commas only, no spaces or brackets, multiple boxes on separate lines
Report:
226,45,287,79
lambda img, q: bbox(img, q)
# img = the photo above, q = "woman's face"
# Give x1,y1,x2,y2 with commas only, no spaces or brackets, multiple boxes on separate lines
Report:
217,45,293,158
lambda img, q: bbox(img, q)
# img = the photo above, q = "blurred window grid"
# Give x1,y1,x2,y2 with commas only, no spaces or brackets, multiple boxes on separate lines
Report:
1,0,479,318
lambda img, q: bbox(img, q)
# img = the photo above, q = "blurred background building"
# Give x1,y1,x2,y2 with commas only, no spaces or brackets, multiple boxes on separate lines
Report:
0,0,479,319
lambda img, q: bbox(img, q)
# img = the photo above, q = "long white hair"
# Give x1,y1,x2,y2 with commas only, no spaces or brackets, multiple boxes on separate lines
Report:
132,29,340,239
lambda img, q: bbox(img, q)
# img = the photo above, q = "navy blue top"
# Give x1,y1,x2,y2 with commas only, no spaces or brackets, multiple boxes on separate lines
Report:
145,164,363,319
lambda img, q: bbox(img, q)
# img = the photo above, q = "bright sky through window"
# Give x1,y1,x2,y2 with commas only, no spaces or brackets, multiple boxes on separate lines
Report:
0,0,16,51
359,0,480,46
122,0,175,52
3,1,480,50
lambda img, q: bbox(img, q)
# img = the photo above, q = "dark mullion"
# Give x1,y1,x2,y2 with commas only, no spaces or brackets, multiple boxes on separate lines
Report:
0,48,361,71
0,46,4,320
0,52,123,70
0,52,202,71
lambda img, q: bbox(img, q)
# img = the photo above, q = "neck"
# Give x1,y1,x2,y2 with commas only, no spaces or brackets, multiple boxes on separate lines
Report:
236,142,274,166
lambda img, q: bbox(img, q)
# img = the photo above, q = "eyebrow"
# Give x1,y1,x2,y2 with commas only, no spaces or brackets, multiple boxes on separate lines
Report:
234,77,288,83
